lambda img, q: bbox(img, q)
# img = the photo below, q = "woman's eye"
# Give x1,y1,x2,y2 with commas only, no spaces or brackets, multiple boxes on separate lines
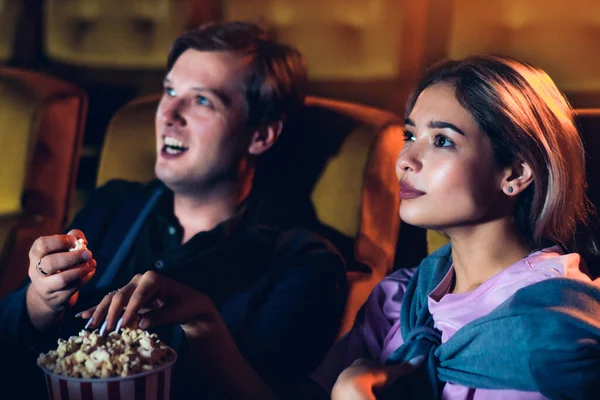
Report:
403,131,416,142
434,134,455,148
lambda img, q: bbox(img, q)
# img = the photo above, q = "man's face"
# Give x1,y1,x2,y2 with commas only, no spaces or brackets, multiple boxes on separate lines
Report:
155,49,252,194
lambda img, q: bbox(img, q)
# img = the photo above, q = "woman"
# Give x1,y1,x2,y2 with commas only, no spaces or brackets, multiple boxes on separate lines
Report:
82,55,600,399
313,55,600,399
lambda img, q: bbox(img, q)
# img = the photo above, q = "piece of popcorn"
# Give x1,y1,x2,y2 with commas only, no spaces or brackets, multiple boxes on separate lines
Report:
100,362,113,378
93,349,111,363
69,238,86,252
73,350,87,364
57,344,67,358
139,337,152,349
84,359,96,374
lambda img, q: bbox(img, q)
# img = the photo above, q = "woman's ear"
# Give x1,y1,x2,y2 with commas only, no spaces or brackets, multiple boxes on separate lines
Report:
501,161,534,196
247,120,283,155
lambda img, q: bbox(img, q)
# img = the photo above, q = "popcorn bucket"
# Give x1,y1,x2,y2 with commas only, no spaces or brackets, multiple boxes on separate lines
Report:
40,349,177,400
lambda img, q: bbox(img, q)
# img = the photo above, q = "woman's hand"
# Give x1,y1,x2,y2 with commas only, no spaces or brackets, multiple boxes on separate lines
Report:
331,356,424,400
80,271,221,340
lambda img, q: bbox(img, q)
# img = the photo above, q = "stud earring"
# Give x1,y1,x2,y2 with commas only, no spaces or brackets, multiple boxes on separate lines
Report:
508,186,514,193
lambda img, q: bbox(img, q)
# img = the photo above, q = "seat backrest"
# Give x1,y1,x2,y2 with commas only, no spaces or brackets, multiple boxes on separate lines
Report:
259,97,406,274
44,0,196,68
260,98,407,337
96,96,402,264
8,69,89,230
0,1,22,63
576,109,600,273
576,109,600,216
223,0,404,80
0,76,38,217
97,95,404,272
96,94,158,186
0,68,87,297
96,94,405,337
447,0,600,92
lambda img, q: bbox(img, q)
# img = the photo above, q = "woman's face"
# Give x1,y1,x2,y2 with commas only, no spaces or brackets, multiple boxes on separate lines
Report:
396,83,506,231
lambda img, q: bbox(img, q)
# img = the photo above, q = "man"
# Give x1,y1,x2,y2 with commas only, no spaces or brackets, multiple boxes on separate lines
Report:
0,21,346,398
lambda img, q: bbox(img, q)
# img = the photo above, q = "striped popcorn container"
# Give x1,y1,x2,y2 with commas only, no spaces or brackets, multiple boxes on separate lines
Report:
40,350,177,400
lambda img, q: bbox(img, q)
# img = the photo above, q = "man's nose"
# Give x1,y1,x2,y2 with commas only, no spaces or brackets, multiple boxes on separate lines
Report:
159,97,186,127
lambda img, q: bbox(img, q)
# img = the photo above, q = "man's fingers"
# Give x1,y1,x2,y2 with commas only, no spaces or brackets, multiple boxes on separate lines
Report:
66,229,87,245
45,286,79,308
81,260,97,285
88,290,119,330
137,307,173,329
121,272,161,328
105,284,138,332
136,277,214,330
44,263,95,293
77,306,97,320
36,249,93,276
30,235,77,259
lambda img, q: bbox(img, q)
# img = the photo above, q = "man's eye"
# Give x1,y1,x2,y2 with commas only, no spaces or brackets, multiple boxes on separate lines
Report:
196,96,213,108
164,87,176,97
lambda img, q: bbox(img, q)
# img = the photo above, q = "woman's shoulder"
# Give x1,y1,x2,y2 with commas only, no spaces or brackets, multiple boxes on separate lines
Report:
527,246,589,280
382,267,417,286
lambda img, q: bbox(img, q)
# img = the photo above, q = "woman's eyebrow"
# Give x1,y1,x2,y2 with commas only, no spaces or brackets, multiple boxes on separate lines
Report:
428,120,466,136
405,118,465,136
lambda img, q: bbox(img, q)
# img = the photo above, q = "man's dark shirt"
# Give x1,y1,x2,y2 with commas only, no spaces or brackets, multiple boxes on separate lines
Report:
114,191,273,307
0,180,347,399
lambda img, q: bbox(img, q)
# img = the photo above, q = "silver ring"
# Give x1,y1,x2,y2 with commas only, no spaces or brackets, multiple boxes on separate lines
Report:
37,259,48,276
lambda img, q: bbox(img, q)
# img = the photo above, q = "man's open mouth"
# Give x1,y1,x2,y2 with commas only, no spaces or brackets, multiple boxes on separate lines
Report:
162,136,189,155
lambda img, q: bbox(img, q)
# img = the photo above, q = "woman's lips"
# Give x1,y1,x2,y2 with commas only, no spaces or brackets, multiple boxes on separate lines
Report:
399,182,426,199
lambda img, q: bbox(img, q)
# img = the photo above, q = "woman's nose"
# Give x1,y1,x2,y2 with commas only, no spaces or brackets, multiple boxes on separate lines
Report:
396,143,423,176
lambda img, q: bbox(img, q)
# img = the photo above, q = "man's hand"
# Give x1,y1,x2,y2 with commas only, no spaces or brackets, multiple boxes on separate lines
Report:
26,229,96,331
80,271,221,341
82,271,281,399
331,356,424,400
